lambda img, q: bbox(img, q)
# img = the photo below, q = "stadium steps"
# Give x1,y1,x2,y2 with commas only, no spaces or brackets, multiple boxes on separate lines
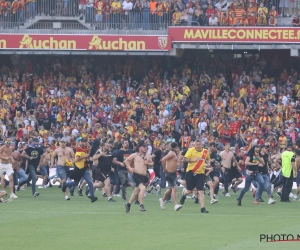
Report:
20,16,92,30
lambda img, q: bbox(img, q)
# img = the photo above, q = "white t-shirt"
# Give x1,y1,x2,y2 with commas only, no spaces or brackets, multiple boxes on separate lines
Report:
198,121,207,133
209,17,218,26
122,1,133,14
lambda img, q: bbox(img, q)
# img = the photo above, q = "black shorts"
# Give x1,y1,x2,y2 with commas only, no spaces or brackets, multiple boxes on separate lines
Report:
209,170,220,180
132,173,149,187
165,172,177,188
231,170,242,180
95,167,110,183
185,171,205,191
68,167,86,181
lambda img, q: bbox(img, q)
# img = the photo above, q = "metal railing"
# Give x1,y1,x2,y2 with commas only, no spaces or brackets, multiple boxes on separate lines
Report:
0,1,295,31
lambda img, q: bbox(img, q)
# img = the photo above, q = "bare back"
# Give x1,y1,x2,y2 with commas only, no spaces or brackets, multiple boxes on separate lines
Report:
220,150,234,169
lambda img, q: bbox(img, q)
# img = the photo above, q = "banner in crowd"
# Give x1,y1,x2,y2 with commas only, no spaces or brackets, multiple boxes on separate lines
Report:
0,34,170,51
169,27,300,43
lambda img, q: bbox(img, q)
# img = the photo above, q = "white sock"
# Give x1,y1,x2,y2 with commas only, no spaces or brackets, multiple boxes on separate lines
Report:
108,197,111,200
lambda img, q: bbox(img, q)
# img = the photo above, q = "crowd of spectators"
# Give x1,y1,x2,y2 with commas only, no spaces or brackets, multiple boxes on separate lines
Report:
0,53,300,158
0,0,298,28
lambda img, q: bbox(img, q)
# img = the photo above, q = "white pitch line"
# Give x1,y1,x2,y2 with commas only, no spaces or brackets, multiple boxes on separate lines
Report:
9,211,300,218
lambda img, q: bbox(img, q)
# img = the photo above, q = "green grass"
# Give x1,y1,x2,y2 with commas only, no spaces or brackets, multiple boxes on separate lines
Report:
1,187,300,250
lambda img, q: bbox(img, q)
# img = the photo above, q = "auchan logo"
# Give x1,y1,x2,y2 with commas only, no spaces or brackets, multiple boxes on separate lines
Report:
19,35,76,49
0,39,6,48
88,35,146,50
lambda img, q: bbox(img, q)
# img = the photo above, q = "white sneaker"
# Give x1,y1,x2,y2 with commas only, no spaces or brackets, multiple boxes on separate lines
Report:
53,178,57,184
159,198,165,210
38,186,45,189
214,195,219,199
210,199,218,204
292,195,298,201
20,187,26,190
65,195,70,200
225,193,231,197
10,193,18,199
289,193,294,199
113,193,121,197
268,198,276,204
271,184,274,194
174,204,182,211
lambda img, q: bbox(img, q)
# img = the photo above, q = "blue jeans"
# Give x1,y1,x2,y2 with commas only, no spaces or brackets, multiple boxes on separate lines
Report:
19,9,24,23
17,168,28,184
158,166,166,188
40,166,48,176
86,6,93,23
27,165,37,195
142,10,150,30
57,166,68,180
252,174,272,197
29,2,36,18
69,169,95,198
238,171,264,201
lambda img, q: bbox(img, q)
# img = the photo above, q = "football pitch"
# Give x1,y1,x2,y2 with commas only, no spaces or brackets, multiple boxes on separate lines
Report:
1,187,300,250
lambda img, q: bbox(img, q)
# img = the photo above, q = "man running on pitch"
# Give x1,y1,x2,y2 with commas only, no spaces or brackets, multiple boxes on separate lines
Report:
159,142,182,211
180,139,210,213
125,141,153,213
220,143,238,197
113,140,134,200
0,140,18,199
21,138,44,197
50,139,75,200
92,143,116,202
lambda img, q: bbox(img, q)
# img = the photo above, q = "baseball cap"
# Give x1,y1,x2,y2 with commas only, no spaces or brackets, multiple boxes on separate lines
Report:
60,138,67,143
33,138,39,142
287,143,293,148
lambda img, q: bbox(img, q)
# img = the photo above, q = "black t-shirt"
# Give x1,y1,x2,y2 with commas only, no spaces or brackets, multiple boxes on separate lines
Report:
153,149,162,167
25,146,44,168
42,118,51,130
210,150,219,170
152,97,160,109
97,151,113,174
115,149,132,170
259,153,269,175
246,152,259,172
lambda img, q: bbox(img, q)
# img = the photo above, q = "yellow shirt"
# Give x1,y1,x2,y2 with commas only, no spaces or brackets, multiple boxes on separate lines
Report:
75,151,86,169
111,2,121,14
239,88,247,98
184,147,210,174
148,88,158,96
182,86,190,96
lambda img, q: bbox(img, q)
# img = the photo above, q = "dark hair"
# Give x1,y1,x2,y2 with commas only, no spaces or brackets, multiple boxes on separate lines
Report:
171,142,178,149
89,139,100,157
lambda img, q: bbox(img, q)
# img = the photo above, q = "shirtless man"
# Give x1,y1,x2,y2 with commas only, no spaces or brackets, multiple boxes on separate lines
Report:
11,142,27,197
37,147,51,189
159,142,182,211
124,141,154,213
50,139,75,200
0,140,18,199
219,143,238,197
